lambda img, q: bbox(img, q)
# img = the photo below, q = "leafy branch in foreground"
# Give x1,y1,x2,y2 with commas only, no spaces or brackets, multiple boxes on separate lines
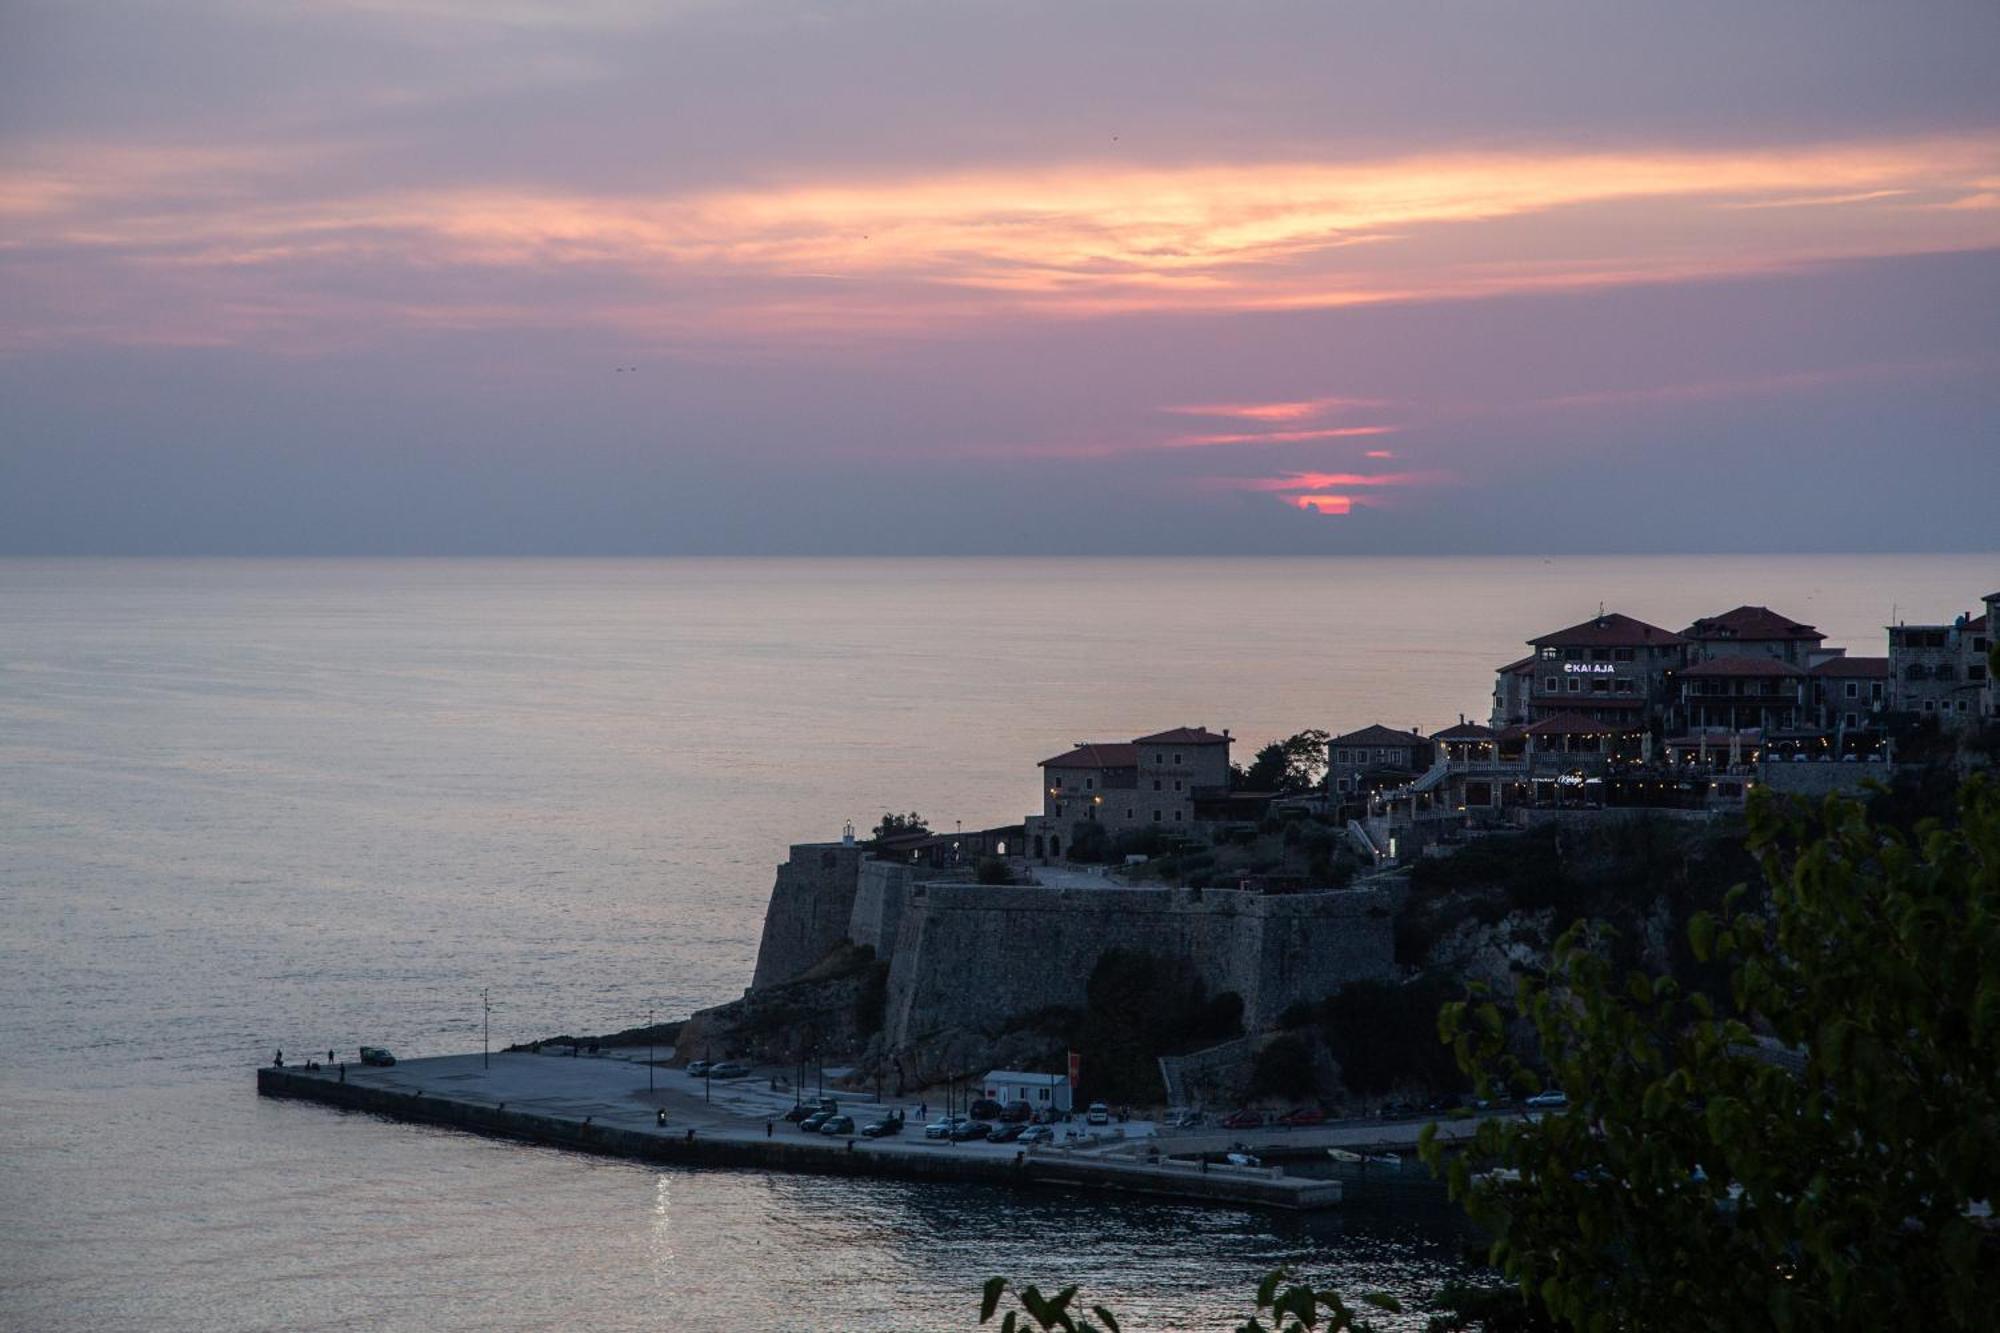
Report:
1427,776,2000,1332
979,1270,1400,1333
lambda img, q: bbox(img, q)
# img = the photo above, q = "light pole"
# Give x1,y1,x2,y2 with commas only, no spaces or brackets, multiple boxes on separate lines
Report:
481,987,491,1070
648,1007,656,1095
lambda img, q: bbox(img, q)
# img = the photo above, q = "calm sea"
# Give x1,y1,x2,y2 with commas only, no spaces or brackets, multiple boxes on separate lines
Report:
2,555,1993,1331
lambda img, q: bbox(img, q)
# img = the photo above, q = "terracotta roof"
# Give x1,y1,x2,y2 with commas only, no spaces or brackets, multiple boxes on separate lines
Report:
1497,655,1536,675
1681,655,1807,679
1132,727,1231,746
1684,605,1824,643
1329,724,1426,747
1810,656,1889,678
1039,743,1139,769
1522,712,1639,736
1531,612,1685,649
1432,721,1498,740
1970,613,1990,633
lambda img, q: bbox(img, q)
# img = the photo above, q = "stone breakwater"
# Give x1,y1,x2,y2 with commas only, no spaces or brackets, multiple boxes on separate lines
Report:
255,1056,1340,1211
751,845,1397,1048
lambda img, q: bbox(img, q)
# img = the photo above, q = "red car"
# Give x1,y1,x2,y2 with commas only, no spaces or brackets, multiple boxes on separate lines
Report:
1221,1109,1265,1130
1281,1106,1326,1126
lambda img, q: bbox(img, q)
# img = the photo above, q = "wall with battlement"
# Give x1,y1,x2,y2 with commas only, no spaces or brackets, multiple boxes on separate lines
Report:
874,879,1394,1049
749,842,867,990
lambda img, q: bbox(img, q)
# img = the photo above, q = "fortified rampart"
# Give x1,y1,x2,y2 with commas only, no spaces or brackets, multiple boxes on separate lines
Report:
871,880,1394,1049
749,842,867,990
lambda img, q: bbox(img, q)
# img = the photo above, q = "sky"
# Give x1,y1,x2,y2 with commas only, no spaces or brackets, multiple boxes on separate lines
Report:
3,0,1998,555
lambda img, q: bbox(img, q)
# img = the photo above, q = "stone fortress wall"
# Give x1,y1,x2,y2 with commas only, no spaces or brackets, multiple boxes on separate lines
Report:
751,845,1396,1051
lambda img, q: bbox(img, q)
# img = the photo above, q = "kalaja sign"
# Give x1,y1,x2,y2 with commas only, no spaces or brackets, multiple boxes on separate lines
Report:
1562,663,1617,674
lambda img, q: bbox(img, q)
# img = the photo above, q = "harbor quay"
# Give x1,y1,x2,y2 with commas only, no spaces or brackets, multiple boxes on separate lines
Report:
254,1051,1416,1211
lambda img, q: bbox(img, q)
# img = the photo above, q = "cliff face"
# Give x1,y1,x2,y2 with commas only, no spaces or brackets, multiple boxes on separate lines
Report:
749,842,867,990
873,881,1395,1050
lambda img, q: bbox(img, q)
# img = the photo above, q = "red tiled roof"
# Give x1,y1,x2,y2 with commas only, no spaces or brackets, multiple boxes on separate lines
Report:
1683,605,1823,643
1039,743,1139,769
1432,721,1498,740
1132,727,1231,746
1531,612,1685,648
1810,656,1889,678
1969,613,1990,633
1681,655,1807,679
1329,724,1426,747
1497,655,1536,675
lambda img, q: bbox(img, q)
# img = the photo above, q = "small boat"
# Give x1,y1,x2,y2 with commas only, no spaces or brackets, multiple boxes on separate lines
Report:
1327,1148,1365,1164
1224,1151,1262,1168
1365,1153,1402,1168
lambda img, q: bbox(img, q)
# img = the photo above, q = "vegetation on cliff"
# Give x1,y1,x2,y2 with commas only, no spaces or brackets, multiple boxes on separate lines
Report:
979,775,2000,1330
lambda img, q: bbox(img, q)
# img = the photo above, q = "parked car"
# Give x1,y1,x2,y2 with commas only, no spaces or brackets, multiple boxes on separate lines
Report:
1281,1106,1326,1127
819,1115,856,1135
684,1060,712,1077
1018,1124,1055,1145
924,1118,958,1139
1221,1109,1264,1130
860,1116,903,1138
1526,1090,1569,1110
358,1047,396,1067
987,1122,1026,1144
950,1119,991,1141
1085,1101,1111,1126
709,1060,752,1079
967,1098,1004,1120
999,1100,1034,1123
800,1112,833,1133
783,1103,816,1122
1381,1101,1419,1119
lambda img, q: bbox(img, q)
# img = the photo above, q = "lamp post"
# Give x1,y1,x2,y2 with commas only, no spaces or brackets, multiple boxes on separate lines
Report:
481,987,491,1070
648,1007,656,1095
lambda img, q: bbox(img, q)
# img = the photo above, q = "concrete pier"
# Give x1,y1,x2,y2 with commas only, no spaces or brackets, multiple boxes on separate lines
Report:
257,1052,1341,1211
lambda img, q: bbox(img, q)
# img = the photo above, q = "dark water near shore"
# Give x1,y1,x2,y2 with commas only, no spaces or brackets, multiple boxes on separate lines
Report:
3,555,1992,1330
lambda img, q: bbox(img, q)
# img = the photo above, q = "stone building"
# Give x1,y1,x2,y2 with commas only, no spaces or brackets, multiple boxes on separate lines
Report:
1810,656,1889,741
1678,656,1811,734
1683,605,1827,665
1522,612,1687,728
1889,603,1992,727
1029,727,1233,857
1490,655,1535,728
1327,723,1433,801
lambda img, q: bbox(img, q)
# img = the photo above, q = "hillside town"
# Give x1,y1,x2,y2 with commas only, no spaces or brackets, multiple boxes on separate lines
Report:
893,587,2000,873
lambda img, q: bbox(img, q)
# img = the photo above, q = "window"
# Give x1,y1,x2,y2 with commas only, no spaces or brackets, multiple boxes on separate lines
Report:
1906,664,1928,680
1084,777,1095,790
1591,648,1611,662
1971,664,1989,682
1591,678,1610,693
1335,748,1349,762
1053,802,1064,816
1845,713,1858,728
1152,779,1161,791
1544,676,1559,692
1924,700,1936,712
1151,810,1161,822
1616,679,1634,694
1567,677,1581,692
1844,682,1858,698
1563,648,1581,661
1541,646,1559,660
1936,664,1956,682
1173,780,1182,791
1173,752,1183,765
1125,808,1134,819
1614,648,1634,662
1173,810,1183,821
1871,683,1884,701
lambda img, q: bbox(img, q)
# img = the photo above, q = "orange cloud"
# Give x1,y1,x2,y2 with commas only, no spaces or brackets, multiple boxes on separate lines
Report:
1166,425,1397,447
1287,494,1354,515
7,132,2000,348
1363,448,1395,458
1164,396,1382,421
1232,470,1449,491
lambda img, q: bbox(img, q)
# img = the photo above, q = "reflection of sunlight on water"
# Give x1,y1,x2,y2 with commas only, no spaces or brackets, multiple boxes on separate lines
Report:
650,1173,674,1294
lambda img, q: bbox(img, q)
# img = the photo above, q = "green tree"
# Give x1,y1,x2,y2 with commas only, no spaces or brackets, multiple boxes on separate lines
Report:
871,810,930,840
1234,729,1332,793
1429,778,2000,1332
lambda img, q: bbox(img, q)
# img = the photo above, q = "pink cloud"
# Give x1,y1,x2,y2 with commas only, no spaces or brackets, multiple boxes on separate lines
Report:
1163,396,1384,422
1166,425,1397,447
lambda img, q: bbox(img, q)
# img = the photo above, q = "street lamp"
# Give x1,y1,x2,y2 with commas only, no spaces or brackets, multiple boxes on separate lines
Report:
648,1007,656,1095
481,987,491,1070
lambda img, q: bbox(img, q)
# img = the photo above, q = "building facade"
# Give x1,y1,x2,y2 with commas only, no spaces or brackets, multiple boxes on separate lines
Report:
1327,724,1434,800
1030,727,1234,856
1889,606,1992,727
1523,612,1687,727
1683,605,1827,665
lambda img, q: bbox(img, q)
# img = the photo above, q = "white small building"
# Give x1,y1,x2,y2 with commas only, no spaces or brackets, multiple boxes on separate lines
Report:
981,1070,1072,1113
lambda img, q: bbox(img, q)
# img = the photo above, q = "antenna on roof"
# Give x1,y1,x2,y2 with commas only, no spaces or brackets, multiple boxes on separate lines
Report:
1598,600,1606,619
